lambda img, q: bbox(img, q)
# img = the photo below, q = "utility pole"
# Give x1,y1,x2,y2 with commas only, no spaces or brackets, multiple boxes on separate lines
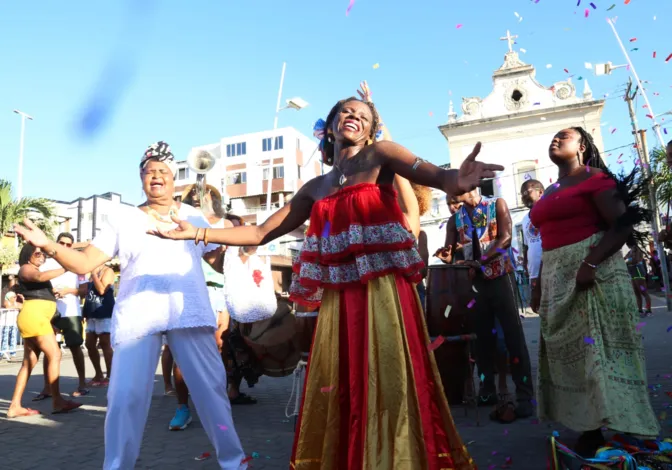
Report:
625,78,671,311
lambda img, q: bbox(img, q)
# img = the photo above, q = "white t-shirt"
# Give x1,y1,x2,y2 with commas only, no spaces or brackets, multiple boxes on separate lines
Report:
91,204,217,345
42,258,83,317
522,212,542,279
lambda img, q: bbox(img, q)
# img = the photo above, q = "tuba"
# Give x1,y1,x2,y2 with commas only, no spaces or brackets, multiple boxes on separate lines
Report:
186,148,218,202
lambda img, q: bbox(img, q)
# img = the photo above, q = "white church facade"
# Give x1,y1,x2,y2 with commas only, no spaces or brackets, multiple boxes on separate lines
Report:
423,31,606,263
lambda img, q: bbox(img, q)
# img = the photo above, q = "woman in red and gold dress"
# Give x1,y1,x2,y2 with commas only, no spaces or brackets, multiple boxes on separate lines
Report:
152,97,503,469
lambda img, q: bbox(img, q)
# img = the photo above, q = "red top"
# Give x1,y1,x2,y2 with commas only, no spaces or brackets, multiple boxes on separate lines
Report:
530,172,616,251
289,183,424,308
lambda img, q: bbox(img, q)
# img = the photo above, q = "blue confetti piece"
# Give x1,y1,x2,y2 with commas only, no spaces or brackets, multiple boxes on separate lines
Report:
552,430,560,437
480,373,485,382
321,221,331,238
492,328,497,335
252,451,260,458
666,326,672,333
584,336,595,345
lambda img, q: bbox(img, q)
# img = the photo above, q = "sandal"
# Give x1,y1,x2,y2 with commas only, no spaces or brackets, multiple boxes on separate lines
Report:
52,400,82,415
489,401,517,424
230,393,257,405
72,388,90,397
7,408,41,419
32,392,52,402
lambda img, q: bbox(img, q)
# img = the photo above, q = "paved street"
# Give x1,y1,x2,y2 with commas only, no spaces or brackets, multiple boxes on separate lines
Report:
1,298,671,469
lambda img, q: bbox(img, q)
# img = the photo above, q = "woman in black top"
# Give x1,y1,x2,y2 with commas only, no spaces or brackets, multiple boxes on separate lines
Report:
7,244,82,418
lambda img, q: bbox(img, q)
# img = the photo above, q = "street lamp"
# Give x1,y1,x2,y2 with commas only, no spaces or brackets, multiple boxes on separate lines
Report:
593,62,627,77
13,110,33,200
267,62,309,212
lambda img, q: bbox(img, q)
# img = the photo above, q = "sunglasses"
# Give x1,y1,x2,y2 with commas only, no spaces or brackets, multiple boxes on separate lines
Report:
58,241,73,247
33,251,45,258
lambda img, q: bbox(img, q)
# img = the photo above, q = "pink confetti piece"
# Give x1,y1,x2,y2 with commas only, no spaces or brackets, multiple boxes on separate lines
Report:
217,424,228,431
428,335,445,351
653,51,657,58
630,37,637,42
456,23,463,29
345,0,355,16
636,322,646,331
467,299,476,309
320,385,335,393
584,8,590,17
584,336,595,345
512,247,519,254
666,53,672,62
611,127,617,134
195,452,212,461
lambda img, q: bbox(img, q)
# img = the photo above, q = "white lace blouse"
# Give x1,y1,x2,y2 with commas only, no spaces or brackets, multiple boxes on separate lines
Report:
92,204,216,345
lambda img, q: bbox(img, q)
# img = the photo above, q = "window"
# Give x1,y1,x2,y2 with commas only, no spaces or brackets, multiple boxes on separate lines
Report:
226,172,247,185
480,179,495,197
511,89,523,102
513,161,537,207
274,135,284,150
226,142,247,157
262,137,272,152
262,166,284,180
101,214,109,223
177,168,189,180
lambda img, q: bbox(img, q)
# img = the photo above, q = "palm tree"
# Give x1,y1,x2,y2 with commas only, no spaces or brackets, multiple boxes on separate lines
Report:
0,179,56,240
649,147,672,217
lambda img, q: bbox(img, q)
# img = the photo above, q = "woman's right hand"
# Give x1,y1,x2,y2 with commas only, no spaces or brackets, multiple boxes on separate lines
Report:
13,218,50,248
148,217,198,240
434,246,452,263
356,80,372,103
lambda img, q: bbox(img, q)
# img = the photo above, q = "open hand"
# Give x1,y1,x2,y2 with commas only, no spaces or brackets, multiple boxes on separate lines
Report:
13,218,51,248
357,80,372,103
456,143,504,194
147,216,198,241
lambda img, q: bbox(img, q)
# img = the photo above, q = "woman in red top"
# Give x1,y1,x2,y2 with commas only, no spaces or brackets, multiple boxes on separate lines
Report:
530,127,659,457
149,97,504,469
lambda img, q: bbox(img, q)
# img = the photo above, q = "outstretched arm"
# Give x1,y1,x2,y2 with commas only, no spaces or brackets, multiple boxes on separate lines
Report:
153,181,317,246
374,140,502,197
14,219,111,275
19,265,65,284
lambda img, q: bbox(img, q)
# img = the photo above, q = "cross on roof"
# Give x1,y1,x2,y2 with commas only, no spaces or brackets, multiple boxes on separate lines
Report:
500,30,518,53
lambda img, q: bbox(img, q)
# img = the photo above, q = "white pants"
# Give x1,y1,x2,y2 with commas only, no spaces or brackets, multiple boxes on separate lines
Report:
103,327,247,470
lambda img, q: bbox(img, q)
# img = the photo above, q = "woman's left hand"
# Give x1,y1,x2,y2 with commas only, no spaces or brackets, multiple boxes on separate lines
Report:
357,80,372,103
575,262,597,290
456,143,504,194
148,216,198,240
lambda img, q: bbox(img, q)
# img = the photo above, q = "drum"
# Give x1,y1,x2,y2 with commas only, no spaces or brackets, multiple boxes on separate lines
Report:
426,264,474,405
294,303,318,357
242,297,302,377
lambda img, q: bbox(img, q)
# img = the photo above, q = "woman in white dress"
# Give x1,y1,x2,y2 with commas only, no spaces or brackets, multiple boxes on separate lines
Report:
14,142,247,470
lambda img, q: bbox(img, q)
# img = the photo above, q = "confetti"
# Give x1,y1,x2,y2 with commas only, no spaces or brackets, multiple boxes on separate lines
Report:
611,127,617,134
520,48,527,53
654,51,657,58
607,4,615,10
590,2,597,8
624,0,630,4
552,431,560,437
564,68,570,73
320,385,335,393
546,64,553,69
467,299,476,308
346,0,355,16
631,48,639,52
252,452,260,458
585,62,593,69
666,326,672,333
429,336,445,351
372,63,380,69
217,424,228,431
584,336,595,344
576,0,580,5
472,285,479,293
584,8,589,17
533,102,541,105
636,322,646,331
504,429,509,436
666,53,672,63
195,452,211,461
480,373,485,382
492,328,498,335
512,357,520,364
444,305,452,318
456,24,463,29
523,376,528,383
630,38,637,42
321,221,331,238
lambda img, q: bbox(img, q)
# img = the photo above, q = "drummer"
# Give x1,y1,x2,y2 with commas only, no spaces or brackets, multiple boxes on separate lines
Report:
437,188,534,420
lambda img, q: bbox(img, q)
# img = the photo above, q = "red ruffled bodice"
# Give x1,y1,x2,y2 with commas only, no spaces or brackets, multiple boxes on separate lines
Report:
289,183,424,309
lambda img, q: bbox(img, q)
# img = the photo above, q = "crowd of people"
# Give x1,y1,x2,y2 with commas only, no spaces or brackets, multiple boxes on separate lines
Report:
4,81,672,468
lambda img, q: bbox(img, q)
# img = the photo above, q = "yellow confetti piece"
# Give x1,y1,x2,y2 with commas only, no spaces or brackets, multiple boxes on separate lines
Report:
372,63,380,69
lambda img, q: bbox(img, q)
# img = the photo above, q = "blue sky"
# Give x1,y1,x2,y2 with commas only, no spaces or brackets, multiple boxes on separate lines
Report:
1,0,670,204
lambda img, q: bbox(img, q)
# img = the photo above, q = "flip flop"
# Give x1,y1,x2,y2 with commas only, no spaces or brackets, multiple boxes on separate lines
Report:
32,392,52,402
72,388,90,397
7,408,41,419
230,393,257,405
52,401,82,415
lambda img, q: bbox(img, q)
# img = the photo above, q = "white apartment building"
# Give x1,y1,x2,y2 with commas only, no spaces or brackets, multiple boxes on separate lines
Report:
51,192,134,243
173,127,320,226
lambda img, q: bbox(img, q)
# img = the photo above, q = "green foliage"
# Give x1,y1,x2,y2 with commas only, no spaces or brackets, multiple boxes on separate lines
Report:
0,179,56,239
0,244,18,271
649,147,672,211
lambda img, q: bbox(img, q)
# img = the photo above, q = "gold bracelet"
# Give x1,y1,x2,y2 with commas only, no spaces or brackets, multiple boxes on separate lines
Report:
204,228,209,246
194,228,201,245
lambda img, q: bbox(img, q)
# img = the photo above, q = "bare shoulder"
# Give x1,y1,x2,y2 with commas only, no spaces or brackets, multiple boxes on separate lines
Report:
223,218,234,228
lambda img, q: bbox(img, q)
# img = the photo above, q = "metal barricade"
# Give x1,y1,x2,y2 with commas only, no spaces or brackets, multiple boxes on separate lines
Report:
0,308,22,359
